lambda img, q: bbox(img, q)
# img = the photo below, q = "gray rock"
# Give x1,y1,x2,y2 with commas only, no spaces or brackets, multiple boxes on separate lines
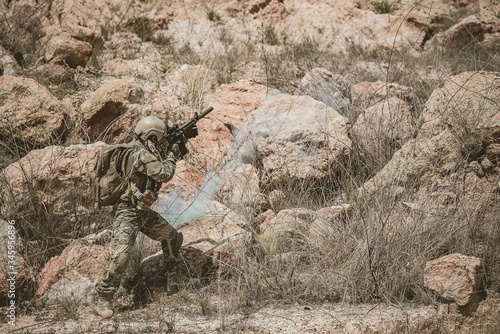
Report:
42,270,96,305
240,94,351,186
300,68,350,113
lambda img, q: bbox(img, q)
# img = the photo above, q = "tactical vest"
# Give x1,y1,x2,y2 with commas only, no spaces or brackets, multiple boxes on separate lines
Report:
90,142,140,209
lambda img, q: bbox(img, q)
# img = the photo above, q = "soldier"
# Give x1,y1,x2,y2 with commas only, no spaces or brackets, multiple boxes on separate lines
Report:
94,115,197,318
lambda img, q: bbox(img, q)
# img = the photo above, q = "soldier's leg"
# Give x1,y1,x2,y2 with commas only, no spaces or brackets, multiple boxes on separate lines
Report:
96,204,140,299
140,210,183,291
140,210,182,268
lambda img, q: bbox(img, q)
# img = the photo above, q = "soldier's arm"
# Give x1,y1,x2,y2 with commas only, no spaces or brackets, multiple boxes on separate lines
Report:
133,149,177,183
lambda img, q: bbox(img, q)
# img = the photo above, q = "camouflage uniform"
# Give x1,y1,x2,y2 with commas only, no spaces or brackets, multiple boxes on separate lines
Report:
95,139,182,297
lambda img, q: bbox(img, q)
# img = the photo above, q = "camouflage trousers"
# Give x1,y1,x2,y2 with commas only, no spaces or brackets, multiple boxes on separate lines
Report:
95,203,182,297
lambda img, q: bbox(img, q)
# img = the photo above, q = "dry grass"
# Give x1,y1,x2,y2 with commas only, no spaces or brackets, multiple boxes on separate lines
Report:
1,5,500,333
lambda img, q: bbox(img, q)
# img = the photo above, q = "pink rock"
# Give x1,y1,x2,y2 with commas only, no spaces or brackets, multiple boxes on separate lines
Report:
250,0,287,22
208,79,269,129
159,160,205,200
257,209,276,233
102,58,132,76
184,79,269,172
35,239,111,299
81,79,145,140
0,75,71,148
424,253,483,306
316,204,351,222
0,143,105,238
44,37,93,68
186,116,233,172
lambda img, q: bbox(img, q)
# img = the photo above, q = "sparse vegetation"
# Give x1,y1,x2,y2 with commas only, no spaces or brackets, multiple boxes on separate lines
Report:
131,16,154,42
1,1,500,332
372,0,400,14
206,8,222,22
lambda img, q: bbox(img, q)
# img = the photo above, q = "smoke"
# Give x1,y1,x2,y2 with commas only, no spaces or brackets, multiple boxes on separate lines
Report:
152,127,257,229
153,171,223,229
152,91,282,229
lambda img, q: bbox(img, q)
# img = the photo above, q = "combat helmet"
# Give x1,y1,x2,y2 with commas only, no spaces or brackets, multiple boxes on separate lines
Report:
135,116,166,141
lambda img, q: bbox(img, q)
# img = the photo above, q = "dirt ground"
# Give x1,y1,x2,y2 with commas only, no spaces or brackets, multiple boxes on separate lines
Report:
2,294,500,334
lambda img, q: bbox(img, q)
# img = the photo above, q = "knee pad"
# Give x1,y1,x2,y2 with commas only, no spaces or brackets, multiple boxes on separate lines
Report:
173,231,183,253
162,231,183,262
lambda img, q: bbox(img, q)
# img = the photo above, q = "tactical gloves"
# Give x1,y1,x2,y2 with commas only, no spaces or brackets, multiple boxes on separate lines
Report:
170,138,188,159
185,125,198,139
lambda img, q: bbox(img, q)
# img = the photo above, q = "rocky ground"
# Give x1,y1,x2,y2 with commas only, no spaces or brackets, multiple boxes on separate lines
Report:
1,0,500,333
4,295,500,333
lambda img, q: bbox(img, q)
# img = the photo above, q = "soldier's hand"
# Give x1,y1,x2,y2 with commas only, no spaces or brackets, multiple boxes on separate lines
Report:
185,125,198,139
170,143,182,158
170,139,188,159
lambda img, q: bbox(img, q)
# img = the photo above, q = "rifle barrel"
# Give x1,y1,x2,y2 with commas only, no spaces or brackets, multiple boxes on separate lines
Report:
199,106,214,119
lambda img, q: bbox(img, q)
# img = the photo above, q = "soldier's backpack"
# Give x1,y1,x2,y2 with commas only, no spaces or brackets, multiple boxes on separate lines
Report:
90,142,138,209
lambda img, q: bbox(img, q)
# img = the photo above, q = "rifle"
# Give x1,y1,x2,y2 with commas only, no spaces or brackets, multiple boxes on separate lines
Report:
160,106,214,157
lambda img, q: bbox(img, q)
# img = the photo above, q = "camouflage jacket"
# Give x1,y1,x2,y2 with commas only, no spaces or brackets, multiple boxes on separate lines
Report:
118,139,176,203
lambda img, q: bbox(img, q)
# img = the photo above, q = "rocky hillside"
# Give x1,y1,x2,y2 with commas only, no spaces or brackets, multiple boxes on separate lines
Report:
1,0,500,332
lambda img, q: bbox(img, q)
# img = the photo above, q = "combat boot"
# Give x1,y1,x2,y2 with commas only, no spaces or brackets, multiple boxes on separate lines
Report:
95,294,114,319
165,261,182,293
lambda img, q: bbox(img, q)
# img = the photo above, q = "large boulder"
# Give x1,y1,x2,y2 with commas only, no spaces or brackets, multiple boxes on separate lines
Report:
35,236,111,303
38,0,142,45
186,79,270,171
186,115,234,172
81,80,145,140
208,79,270,129
360,130,462,198
44,37,93,68
218,164,262,208
424,16,486,51
240,94,351,186
300,68,351,114
351,97,415,166
360,119,499,223
424,253,483,306
0,142,105,240
175,201,249,253
420,71,500,138
401,0,454,32
159,160,205,201
0,75,70,149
